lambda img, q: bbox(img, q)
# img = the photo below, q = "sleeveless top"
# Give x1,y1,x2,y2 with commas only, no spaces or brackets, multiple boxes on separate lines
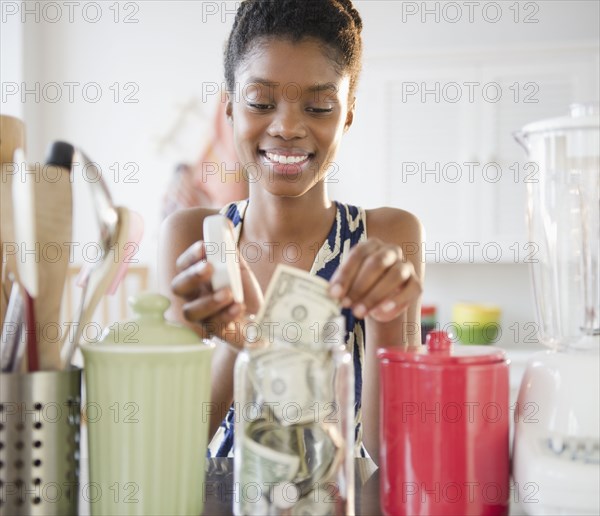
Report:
207,199,368,458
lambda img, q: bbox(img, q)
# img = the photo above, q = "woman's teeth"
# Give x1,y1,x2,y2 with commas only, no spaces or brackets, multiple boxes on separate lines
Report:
265,152,308,164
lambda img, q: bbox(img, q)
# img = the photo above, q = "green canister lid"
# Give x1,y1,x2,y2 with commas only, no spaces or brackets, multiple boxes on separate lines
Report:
98,292,202,346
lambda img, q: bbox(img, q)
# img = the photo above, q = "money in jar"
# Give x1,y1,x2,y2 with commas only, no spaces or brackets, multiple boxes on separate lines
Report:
233,265,355,516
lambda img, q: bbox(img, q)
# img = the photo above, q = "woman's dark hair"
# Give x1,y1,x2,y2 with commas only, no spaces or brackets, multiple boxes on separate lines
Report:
224,0,363,98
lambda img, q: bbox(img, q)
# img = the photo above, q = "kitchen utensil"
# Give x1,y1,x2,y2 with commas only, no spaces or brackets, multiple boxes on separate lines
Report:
513,104,600,515
80,150,118,252
0,115,26,328
0,277,25,372
0,115,25,164
81,293,214,516
32,141,75,370
378,331,510,515
12,149,39,371
105,209,144,295
452,302,501,345
0,367,82,515
61,149,122,367
60,206,130,369
59,150,119,366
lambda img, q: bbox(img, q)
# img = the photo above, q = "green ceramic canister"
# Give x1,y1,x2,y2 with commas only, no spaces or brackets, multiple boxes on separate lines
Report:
81,293,214,516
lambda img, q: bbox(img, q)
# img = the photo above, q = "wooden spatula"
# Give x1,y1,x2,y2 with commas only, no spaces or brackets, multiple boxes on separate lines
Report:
0,115,26,328
34,142,74,370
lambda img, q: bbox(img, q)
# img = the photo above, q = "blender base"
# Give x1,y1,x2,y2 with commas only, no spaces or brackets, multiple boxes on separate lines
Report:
513,349,600,515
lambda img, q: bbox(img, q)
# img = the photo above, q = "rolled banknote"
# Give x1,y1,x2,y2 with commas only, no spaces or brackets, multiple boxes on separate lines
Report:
241,429,300,485
242,420,342,491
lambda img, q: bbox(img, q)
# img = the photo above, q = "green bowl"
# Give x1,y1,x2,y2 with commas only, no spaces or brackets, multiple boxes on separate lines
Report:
453,303,501,345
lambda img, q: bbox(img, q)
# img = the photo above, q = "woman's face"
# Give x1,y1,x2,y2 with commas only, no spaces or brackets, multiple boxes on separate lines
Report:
227,37,354,198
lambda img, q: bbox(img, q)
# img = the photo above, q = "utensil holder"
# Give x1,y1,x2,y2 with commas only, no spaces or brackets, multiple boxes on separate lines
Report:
0,368,81,515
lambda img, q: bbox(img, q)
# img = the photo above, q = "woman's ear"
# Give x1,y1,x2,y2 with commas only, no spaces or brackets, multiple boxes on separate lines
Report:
344,98,356,132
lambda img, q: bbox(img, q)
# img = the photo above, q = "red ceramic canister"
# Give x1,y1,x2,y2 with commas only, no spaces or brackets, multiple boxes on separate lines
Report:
378,331,510,516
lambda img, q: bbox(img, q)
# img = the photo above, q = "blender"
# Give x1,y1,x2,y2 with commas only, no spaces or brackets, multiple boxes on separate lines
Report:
513,104,600,515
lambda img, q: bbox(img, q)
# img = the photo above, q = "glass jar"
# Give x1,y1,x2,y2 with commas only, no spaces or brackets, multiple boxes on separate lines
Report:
233,317,355,515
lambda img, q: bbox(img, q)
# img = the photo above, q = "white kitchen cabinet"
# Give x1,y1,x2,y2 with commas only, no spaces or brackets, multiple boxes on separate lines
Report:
333,45,599,263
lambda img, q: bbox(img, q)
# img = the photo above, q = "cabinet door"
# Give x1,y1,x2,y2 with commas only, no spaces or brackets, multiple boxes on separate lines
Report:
384,67,481,263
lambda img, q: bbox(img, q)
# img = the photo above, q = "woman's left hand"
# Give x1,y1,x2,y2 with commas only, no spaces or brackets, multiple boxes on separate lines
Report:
327,238,422,322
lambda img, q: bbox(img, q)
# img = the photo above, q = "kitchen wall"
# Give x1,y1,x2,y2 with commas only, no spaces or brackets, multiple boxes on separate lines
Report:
2,0,599,345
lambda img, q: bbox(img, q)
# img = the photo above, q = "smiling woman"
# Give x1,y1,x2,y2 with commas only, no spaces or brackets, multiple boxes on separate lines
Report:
159,0,424,465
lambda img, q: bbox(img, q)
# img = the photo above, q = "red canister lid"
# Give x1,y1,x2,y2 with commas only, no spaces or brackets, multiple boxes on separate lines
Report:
377,330,507,365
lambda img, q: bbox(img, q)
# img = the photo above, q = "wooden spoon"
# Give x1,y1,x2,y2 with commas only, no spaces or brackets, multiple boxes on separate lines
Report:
34,142,74,370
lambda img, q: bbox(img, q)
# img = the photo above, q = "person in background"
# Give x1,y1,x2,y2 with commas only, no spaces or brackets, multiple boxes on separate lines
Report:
159,0,423,464
161,163,212,218
161,96,249,218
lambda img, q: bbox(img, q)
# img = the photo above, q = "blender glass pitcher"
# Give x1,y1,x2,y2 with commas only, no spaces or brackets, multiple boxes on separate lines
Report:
515,103,600,350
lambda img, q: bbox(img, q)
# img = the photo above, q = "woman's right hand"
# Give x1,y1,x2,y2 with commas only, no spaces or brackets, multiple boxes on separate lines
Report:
170,240,263,348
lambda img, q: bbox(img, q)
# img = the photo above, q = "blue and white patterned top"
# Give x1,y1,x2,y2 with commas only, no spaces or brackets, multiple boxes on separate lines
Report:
208,199,368,457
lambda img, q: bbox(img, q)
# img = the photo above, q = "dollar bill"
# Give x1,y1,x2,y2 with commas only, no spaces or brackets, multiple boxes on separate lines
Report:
248,347,334,426
256,264,341,348
241,430,300,485
248,419,310,483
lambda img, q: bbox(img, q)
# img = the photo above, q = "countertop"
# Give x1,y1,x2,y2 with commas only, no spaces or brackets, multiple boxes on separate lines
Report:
77,457,380,515
78,457,533,515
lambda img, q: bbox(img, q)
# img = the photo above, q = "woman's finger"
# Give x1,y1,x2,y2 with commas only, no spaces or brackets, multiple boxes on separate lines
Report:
171,260,214,300
368,273,423,322
342,246,403,312
182,287,238,325
183,292,246,346
175,240,206,272
328,239,381,305
349,259,412,317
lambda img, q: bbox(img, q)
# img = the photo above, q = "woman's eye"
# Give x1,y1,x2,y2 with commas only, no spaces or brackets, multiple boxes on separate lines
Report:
248,103,273,110
307,107,334,114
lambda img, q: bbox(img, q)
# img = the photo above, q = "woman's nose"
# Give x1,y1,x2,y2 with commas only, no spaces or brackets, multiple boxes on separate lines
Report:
267,105,307,140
